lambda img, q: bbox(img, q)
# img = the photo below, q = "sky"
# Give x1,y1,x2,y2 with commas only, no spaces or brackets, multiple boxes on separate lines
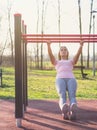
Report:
0,0,97,57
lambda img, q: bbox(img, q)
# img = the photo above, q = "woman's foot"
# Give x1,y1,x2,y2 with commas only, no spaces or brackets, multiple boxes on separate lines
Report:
69,103,77,120
61,103,69,120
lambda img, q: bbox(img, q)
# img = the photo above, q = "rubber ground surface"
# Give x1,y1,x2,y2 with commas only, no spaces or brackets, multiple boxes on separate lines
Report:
0,99,97,130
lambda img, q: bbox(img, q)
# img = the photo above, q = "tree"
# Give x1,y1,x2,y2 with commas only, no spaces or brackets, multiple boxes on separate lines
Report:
7,0,14,65
78,0,85,78
87,0,94,68
36,0,40,69
40,0,48,69
0,16,3,65
0,14,8,65
58,0,61,47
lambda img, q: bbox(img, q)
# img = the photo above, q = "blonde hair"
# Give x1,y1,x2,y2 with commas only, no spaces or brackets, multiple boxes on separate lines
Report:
58,46,69,60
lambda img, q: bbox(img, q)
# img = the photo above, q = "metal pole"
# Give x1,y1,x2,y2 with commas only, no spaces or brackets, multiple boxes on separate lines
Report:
93,15,95,76
14,14,23,127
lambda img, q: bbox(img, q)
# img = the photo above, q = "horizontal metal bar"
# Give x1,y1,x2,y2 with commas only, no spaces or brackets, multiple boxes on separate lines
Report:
25,40,97,43
22,34,97,43
23,38,97,41
22,34,97,37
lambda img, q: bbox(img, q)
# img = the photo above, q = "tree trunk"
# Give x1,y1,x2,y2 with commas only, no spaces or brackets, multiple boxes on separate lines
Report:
36,0,40,69
7,1,14,65
58,0,61,47
87,0,94,68
40,0,45,70
78,0,84,78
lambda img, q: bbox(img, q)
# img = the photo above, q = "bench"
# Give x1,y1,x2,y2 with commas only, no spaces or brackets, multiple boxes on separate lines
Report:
74,66,88,78
74,65,85,69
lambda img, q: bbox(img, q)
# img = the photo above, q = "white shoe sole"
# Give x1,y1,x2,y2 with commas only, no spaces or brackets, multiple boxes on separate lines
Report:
62,104,69,120
70,104,77,120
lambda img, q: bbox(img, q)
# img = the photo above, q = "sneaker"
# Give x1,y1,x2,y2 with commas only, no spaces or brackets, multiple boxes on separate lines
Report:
70,103,77,120
61,103,69,120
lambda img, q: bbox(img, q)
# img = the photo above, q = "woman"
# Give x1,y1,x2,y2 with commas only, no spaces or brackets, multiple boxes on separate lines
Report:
47,41,84,120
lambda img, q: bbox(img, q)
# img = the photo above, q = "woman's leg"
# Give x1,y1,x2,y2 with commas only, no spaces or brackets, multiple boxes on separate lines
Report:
67,78,77,120
55,78,67,110
67,78,77,105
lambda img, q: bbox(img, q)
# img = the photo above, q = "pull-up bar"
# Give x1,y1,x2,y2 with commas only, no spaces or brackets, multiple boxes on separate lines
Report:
22,34,97,43
22,34,97,37
14,13,97,127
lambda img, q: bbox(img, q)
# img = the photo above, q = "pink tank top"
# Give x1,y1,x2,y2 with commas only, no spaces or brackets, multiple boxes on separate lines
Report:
55,59,75,79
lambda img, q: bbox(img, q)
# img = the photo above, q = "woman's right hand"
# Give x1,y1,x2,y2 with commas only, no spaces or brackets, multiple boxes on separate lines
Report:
80,40,84,47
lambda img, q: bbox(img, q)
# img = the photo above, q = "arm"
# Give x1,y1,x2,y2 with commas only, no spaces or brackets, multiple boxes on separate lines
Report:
47,41,56,65
73,40,84,65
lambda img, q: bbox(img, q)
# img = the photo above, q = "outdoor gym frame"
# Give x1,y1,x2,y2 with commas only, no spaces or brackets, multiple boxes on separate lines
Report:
14,13,97,127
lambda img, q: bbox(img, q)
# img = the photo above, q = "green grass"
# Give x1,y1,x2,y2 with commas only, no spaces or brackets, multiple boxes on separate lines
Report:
0,67,97,100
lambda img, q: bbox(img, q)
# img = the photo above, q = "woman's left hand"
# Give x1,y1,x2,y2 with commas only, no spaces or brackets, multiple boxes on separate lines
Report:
80,40,84,47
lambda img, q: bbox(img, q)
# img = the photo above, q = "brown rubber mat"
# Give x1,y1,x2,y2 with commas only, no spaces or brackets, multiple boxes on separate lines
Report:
0,99,97,130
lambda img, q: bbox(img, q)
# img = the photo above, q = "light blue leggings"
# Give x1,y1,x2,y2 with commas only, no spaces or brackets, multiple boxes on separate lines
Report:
55,78,77,109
